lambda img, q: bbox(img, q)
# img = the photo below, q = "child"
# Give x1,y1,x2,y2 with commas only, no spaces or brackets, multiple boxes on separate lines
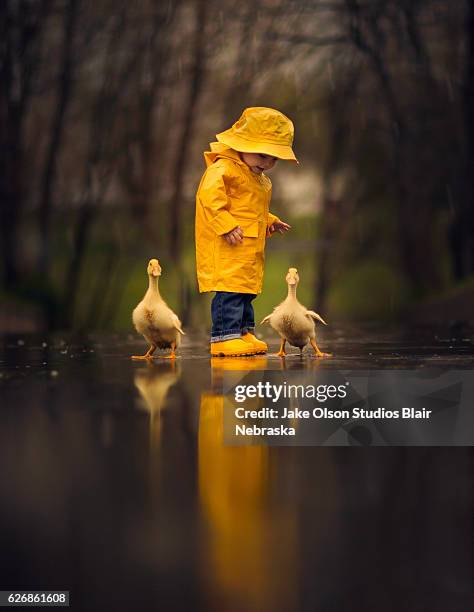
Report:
195,107,297,356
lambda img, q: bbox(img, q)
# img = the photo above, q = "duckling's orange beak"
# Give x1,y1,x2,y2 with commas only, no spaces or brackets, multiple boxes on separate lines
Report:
148,258,162,277
286,267,299,285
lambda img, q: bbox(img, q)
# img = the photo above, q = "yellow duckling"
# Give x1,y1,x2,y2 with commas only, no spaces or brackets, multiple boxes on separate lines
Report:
131,258,185,360
260,267,331,357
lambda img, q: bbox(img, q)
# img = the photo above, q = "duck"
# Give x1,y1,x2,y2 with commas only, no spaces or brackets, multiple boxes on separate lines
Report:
260,267,331,357
131,258,185,360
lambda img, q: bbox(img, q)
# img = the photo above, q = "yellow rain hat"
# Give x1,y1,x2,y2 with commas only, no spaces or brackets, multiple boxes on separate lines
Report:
216,107,298,163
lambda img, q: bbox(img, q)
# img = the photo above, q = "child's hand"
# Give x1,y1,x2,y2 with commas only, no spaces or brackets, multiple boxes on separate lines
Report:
223,226,244,245
269,220,291,235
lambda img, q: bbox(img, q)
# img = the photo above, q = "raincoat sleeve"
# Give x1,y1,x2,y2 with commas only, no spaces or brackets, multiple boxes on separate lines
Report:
266,184,281,232
198,164,238,236
267,212,281,227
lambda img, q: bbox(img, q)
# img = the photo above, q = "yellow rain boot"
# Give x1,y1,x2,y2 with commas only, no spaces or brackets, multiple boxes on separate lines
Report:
210,338,257,357
240,333,268,354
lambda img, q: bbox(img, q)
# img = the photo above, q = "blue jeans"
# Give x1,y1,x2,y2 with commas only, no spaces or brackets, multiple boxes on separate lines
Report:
210,292,256,342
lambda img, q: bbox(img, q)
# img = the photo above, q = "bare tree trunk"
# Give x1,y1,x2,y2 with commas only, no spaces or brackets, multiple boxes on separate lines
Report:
98,257,131,330
0,1,50,288
464,0,474,272
61,201,94,328
452,0,474,278
222,3,257,120
169,0,207,261
222,0,292,121
315,194,335,313
37,0,79,277
60,9,129,328
118,1,181,244
346,0,428,291
84,246,117,329
315,68,359,310
168,0,208,324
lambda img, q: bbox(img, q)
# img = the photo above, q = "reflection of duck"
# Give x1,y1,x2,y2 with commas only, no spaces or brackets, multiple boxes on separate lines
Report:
261,267,331,358
134,361,181,443
132,258,185,360
198,357,297,610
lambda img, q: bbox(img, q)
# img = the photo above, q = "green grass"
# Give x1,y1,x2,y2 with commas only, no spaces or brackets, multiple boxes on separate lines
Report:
4,207,453,330
327,260,411,321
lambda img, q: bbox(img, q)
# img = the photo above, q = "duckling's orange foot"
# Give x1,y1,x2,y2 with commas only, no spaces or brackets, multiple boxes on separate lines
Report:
131,345,156,360
276,338,287,357
310,339,331,358
155,343,177,359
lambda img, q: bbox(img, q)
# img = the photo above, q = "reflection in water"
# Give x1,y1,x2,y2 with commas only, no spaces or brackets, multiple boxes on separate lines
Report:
99,412,115,448
134,361,181,448
0,334,473,610
198,357,297,611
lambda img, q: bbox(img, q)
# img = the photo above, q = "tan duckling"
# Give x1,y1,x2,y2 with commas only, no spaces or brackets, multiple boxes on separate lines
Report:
132,258,185,360
260,267,331,357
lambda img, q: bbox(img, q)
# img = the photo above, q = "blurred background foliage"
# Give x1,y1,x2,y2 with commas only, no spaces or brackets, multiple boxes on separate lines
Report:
1,0,474,332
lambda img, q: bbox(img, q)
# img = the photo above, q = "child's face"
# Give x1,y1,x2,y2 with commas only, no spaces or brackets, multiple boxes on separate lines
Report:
240,152,278,174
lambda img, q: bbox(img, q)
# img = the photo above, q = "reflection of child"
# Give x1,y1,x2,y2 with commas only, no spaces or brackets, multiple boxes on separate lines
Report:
195,107,298,356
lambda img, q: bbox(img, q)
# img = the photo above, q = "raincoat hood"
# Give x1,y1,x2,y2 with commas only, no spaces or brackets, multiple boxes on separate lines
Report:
215,107,298,163
203,142,246,168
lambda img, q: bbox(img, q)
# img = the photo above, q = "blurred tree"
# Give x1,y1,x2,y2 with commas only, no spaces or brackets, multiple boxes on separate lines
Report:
169,0,208,260
61,2,161,327
1,0,473,330
270,0,468,307
450,0,474,279
117,0,181,241
37,0,79,279
0,0,52,289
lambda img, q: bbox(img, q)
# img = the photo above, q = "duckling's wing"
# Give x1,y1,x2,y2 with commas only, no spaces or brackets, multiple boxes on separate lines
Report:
261,302,284,324
305,310,327,325
171,313,185,335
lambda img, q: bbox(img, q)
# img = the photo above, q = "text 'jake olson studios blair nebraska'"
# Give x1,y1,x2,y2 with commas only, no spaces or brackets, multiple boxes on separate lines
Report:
234,407,433,420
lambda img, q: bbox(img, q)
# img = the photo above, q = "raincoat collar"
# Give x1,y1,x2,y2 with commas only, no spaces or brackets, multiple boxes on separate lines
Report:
203,142,246,168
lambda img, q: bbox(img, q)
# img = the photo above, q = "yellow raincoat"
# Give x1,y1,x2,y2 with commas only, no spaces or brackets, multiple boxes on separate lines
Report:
195,143,281,294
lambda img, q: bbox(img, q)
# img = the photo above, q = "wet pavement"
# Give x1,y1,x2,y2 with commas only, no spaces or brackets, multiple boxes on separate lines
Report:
0,326,473,611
